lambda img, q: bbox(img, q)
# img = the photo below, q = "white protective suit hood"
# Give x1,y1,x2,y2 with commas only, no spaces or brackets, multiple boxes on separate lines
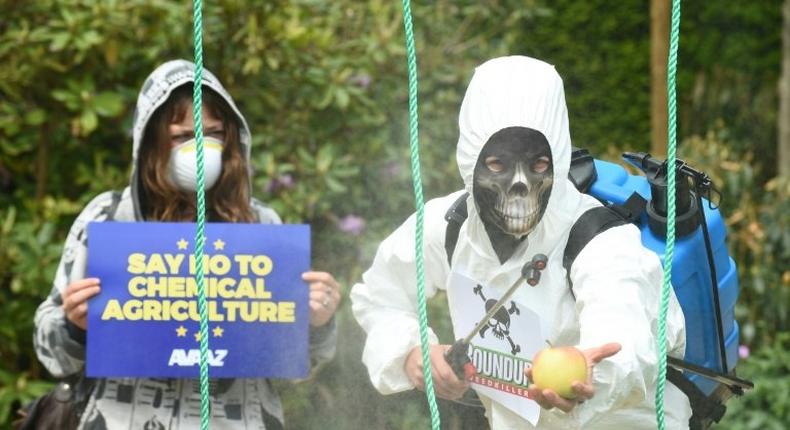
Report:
457,56,581,255
129,59,252,220
447,56,689,427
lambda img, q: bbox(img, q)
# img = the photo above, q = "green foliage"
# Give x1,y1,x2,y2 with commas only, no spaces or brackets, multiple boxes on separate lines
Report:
676,127,789,428
0,369,52,428
716,333,790,429
513,0,652,150
511,0,783,182
0,202,80,424
681,129,789,348
677,1,783,178
0,0,784,428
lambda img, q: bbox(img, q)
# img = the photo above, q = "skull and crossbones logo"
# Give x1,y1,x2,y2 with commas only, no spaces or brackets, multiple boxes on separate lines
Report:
473,284,521,355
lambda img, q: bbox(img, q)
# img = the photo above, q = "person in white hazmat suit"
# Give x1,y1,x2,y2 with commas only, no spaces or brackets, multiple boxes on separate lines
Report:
350,56,692,429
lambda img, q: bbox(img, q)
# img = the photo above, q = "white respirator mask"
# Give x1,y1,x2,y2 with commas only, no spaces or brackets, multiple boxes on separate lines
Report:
168,137,224,192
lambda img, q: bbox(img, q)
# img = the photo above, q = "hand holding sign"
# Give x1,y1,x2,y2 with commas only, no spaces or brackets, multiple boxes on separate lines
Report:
62,278,102,330
304,271,342,327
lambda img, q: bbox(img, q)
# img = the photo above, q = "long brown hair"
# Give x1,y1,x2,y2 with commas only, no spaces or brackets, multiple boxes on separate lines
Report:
138,84,255,222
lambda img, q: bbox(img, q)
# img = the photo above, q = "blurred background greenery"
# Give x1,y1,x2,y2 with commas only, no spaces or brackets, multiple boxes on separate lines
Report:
0,0,787,428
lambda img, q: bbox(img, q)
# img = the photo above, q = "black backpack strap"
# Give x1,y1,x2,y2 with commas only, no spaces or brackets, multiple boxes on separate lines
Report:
563,206,629,274
563,192,647,274
444,192,470,265
667,366,727,429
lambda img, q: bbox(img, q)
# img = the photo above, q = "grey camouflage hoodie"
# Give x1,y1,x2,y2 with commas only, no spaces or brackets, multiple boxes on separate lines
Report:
33,60,336,430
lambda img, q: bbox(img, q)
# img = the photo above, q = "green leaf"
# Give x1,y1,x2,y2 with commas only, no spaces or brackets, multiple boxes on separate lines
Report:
335,88,350,110
316,145,334,173
51,89,72,103
24,109,47,126
80,30,102,46
52,88,80,111
49,32,70,51
0,135,33,155
2,207,16,234
92,92,124,116
79,110,98,135
324,175,346,193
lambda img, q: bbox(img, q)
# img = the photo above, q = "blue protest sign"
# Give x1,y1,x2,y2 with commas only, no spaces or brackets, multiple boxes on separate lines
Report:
86,222,310,378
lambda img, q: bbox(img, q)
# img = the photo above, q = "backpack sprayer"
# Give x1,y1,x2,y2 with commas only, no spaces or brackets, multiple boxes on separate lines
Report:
583,150,754,427
618,152,752,389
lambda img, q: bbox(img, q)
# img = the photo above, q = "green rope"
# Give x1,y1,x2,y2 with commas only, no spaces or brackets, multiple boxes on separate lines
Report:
191,0,211,428
656,1,681,429
400,1,441,429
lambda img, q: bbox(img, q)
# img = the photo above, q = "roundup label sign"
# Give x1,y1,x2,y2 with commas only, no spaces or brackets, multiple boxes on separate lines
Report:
468,344,533,398
448,271,543,425
86,222,310,379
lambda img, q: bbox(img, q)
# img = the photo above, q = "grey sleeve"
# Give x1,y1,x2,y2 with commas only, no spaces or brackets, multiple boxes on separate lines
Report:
308,318,338,373
33,192,116,378
34,288,87,377
251,198,282,225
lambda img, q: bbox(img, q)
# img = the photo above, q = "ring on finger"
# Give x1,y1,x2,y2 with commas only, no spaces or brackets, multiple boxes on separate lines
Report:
322,296,331,308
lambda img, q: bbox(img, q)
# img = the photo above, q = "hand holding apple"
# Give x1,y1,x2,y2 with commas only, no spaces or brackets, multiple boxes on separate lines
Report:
526,342,621,413
530,346,588,399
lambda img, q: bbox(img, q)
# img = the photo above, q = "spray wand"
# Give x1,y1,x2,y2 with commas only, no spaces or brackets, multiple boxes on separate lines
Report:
444,254,548,380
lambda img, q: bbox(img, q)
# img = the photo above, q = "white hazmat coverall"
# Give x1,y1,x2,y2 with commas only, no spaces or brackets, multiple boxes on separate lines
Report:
351,56,692,429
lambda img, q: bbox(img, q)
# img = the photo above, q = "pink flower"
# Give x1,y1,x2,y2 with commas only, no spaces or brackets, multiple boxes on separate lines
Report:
383,160,401,180
266,174,294,193
349,73,372,89
337,215,366,236
738,345,750,359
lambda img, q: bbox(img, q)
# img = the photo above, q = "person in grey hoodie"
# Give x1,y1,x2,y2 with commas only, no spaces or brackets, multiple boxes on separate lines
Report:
33,59,340,430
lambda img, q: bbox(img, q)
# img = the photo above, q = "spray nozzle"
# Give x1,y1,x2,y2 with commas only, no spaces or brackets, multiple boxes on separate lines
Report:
622,151,664,178
622,152,700,238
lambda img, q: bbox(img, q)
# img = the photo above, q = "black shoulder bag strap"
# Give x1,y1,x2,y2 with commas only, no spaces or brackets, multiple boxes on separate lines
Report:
562,206,629,275
444,192,469,265
563,192,647,281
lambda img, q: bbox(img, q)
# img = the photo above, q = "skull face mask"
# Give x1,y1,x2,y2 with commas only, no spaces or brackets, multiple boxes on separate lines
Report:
473,126,553,238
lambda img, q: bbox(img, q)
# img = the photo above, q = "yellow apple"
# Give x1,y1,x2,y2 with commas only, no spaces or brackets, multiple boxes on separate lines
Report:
531,346,588,399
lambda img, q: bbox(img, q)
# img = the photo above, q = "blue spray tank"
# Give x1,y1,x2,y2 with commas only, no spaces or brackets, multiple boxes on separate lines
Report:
569,149,754,400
